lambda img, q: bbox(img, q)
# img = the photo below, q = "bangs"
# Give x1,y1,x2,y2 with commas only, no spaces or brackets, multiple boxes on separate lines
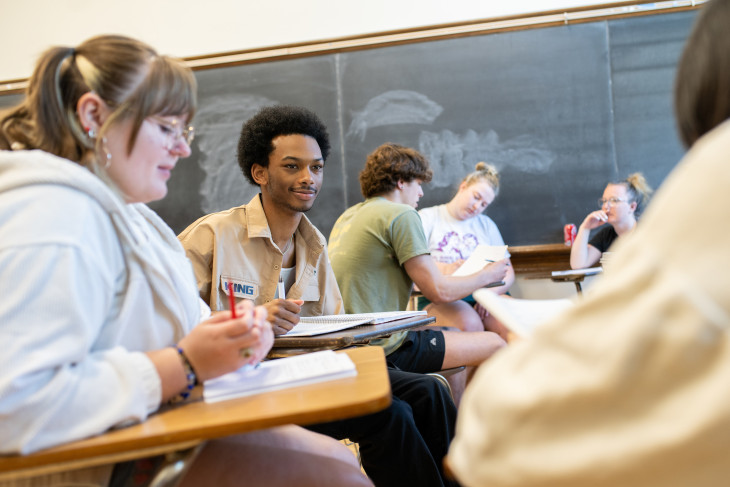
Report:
118,55,197,154
134,55,197,121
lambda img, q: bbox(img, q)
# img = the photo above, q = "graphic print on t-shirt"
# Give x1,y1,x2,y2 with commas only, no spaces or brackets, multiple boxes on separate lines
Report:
433,231,479,263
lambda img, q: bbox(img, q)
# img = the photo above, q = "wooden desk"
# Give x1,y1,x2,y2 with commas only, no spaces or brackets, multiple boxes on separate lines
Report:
0,347,391,482
509,243,571,279
271,315,436,350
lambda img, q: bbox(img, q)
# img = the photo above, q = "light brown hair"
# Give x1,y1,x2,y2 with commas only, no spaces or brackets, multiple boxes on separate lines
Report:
0,35,196,176
675,0,730,147
359,143,433,198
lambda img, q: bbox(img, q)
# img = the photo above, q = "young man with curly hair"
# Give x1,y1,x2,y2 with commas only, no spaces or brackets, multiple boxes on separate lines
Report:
179,105,459,487
329,143,510,399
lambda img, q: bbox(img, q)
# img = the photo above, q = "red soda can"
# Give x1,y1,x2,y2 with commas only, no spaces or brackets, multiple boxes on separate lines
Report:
564,224,577,246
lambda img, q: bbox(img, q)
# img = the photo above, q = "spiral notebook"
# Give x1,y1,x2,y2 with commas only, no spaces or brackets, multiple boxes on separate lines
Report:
282,310,428,337
203,350,357,403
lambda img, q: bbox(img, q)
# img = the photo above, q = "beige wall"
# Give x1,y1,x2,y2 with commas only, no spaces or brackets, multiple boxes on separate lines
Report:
0,0,626,81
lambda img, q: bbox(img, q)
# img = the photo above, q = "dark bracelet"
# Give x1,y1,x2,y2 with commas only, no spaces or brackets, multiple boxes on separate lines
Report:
174,344,199,401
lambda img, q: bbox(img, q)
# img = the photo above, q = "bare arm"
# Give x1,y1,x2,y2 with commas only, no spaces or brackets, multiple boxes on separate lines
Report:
570,211,606,269
429,244,514,295
433,259,464,276
404,254,510,304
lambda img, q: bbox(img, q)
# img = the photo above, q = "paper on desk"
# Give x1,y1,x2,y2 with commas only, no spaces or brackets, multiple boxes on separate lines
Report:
473,289,573,338
451,245,509,277
283,310,427,337
281,318,372,337
204,350,357,403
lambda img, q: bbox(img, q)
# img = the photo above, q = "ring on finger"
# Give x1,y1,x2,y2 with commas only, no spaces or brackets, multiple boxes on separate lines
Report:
239,347,254,359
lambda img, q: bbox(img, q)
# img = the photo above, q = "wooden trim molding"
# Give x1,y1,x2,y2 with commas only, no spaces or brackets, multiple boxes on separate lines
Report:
182,0,704,72
0,0,705,94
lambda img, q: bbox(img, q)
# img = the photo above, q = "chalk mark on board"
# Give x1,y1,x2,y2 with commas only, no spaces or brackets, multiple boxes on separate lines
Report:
419,129,557,188
194,94,276,213
347,90,443,142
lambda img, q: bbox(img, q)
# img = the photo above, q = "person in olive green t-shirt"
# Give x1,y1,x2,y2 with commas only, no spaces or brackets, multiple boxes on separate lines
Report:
329,143,508,400
329,196,427,351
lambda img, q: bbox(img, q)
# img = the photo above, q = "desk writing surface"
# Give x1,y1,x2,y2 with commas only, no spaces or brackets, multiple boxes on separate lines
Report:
272,315,436,349
551,267,603,282
0,347,390,479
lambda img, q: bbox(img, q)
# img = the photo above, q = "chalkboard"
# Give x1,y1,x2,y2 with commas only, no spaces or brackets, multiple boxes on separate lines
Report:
0,10,696,245
0,94,23,110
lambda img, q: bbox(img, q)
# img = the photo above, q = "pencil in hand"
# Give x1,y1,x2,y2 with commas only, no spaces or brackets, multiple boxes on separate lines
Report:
228,281,237,318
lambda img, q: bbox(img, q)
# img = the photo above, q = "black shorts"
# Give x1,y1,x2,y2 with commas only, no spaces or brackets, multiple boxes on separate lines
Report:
385,329,446,373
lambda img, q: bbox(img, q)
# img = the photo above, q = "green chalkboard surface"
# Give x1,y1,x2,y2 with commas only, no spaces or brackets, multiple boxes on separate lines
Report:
0,10,697,245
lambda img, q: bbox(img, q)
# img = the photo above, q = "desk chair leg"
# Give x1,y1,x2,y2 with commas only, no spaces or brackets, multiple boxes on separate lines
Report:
148,443,204,487
426,372,454,400
427,366,466,406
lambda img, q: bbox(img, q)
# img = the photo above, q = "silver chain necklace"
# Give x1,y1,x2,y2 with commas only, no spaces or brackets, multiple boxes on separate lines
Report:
281,236,293,254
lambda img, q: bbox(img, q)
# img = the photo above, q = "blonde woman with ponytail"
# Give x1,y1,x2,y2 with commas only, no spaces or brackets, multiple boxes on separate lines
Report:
0,35,371,487
419,162,514,335
570,173,653,269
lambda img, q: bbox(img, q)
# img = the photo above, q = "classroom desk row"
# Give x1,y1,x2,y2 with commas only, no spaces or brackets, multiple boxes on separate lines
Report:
0,347,392,483
269,314,435,356
0,316,435,484
509,243,603,295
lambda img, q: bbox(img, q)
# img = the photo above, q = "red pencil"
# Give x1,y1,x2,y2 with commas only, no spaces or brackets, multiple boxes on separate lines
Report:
228,281,237,318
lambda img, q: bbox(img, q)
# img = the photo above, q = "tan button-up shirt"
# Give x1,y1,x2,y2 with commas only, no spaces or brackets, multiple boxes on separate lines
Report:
179,194,343,317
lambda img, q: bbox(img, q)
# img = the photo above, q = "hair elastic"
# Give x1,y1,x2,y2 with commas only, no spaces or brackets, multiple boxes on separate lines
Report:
53,47,76,119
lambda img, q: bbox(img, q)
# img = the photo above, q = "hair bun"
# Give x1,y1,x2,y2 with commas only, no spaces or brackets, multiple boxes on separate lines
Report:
462,161,500,195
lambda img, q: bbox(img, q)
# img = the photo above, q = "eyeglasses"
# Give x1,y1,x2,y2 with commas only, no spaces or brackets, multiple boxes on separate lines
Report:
149,116,195,148
598,197,627,207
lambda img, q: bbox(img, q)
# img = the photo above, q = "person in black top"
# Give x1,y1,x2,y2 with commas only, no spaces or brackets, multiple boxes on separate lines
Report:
570,173,653,269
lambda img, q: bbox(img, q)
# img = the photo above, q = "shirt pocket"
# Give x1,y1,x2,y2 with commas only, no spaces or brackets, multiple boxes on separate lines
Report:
300,280,321,303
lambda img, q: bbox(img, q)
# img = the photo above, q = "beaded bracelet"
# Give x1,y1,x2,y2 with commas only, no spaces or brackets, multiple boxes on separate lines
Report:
174,345,199,401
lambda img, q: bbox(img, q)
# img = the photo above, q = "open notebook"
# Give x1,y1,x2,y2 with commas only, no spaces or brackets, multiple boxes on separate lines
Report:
282,310,428,337
473,289,574,338
203,350,357,403
452,245,509,277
